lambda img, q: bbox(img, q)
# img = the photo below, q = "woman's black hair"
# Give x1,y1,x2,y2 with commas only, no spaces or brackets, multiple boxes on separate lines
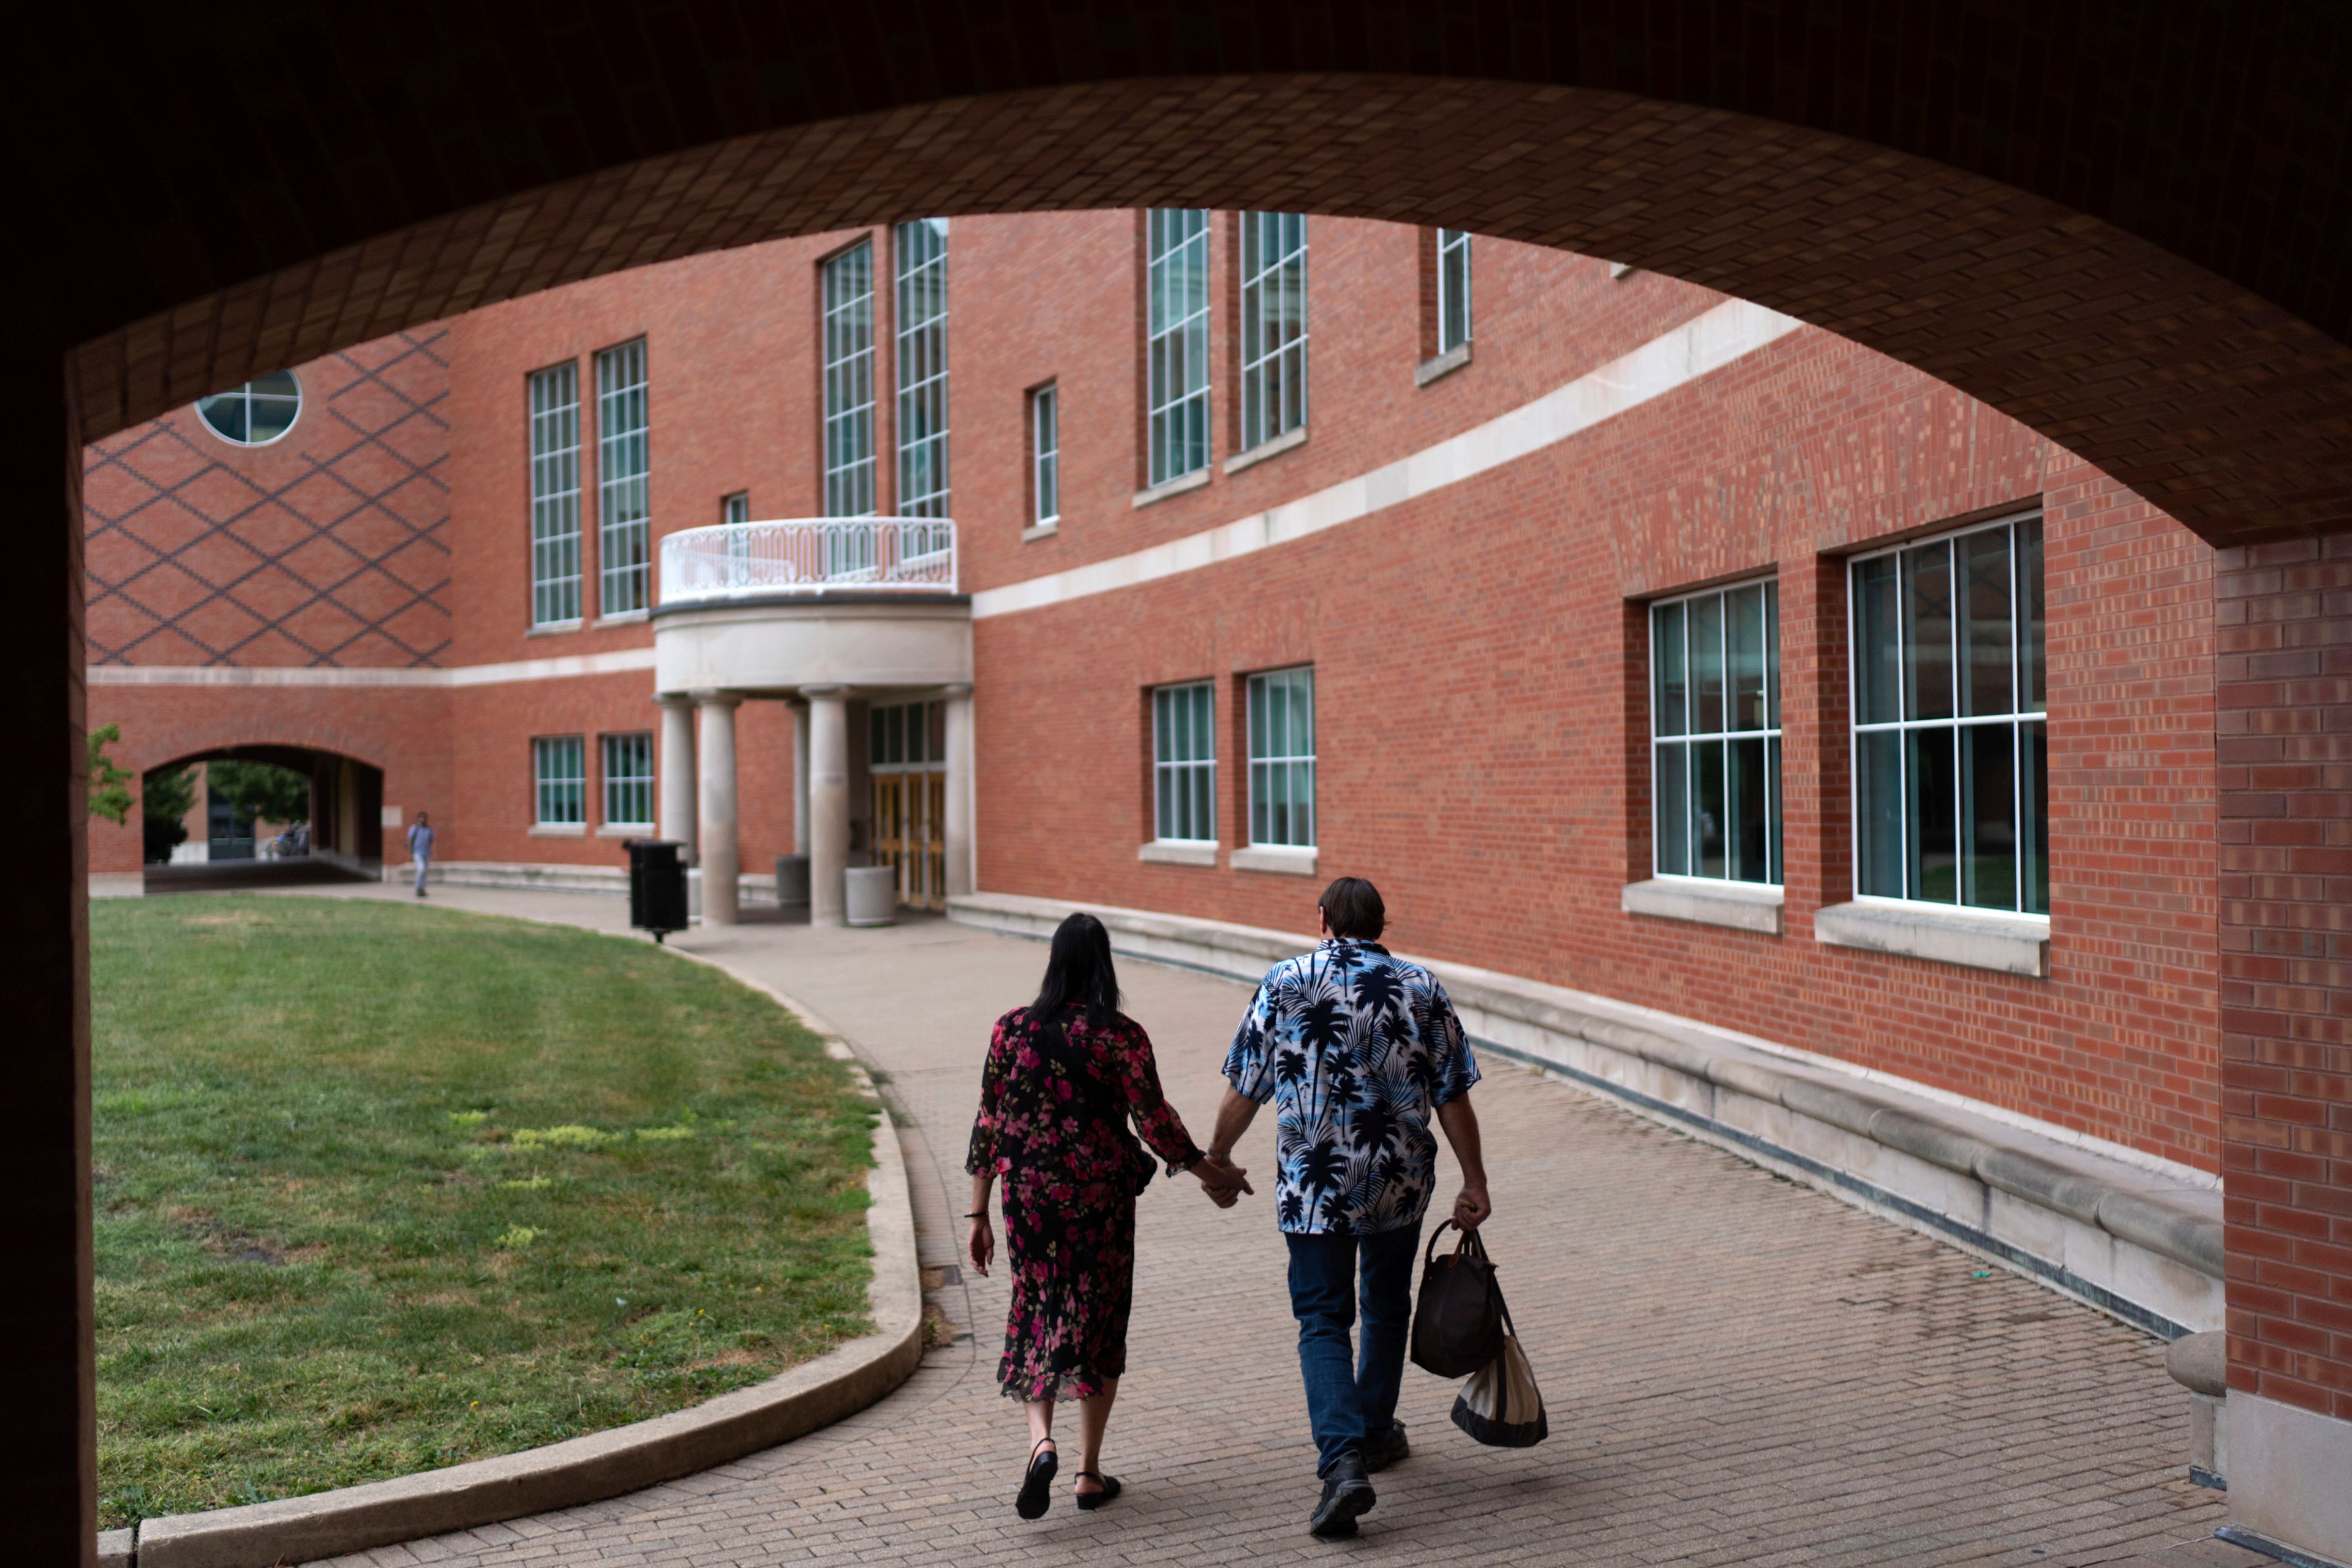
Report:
1034,911,1123,1017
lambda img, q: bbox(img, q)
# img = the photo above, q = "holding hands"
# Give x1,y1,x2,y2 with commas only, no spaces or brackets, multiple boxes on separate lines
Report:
1191,1152,1253,1208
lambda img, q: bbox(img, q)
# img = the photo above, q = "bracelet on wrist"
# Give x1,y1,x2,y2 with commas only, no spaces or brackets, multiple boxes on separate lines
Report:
965,1210,988,1219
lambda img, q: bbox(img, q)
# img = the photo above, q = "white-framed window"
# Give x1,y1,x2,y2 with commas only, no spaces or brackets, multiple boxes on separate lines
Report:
601,732,654,827
1651,579,1782,884
1238,211,1308,452
1436,229,1472,354
1152,681,1216,842
195,370,303,446
1246,666,1316,848
822,239,877,519
533,736,586,826
527,363,582,626
1031,382,1060,526
894,219,950,520
1145,208,1211,486
1850,511,2048,914
595,337,650,616
869,699,946,771
720,491,749,526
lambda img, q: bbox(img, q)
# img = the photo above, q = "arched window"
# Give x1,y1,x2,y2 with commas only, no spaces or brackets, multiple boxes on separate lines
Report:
194,371,303,446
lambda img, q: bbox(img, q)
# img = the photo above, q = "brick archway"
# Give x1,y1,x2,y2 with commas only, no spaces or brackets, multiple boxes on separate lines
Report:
13,6,2352,1560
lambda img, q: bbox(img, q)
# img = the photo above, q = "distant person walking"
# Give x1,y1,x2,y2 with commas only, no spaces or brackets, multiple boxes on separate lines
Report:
405,813,434,897
1203,876,1489,1538
965,912,1249,1520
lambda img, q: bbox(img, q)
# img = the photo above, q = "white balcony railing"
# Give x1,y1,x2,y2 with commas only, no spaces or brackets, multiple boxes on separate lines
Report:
658,518,958,605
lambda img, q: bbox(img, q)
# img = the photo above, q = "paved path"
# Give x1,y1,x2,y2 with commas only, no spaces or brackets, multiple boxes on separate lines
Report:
278,886,2242,1567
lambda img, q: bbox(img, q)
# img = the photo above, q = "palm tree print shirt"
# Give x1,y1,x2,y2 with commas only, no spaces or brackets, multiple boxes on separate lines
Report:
1223,939,1480,1235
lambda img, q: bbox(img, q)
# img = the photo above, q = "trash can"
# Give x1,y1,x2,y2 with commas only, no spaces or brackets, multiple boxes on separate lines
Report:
625,840,689,943
774,853,810,922
844,865,897,927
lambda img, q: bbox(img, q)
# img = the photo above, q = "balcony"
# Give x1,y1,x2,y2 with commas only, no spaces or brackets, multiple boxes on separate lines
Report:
659,518,957,606
651,516,970,702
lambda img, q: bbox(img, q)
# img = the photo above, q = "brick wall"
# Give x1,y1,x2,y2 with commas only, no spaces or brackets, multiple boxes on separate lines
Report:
83,214,2222,1174
2218,538,2352,1420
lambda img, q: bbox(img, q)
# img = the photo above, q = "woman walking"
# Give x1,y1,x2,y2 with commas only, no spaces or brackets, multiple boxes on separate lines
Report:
966,912,1246,1519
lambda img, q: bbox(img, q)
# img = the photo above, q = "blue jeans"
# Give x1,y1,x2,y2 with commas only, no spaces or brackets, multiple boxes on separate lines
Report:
1284,1221,1423,1476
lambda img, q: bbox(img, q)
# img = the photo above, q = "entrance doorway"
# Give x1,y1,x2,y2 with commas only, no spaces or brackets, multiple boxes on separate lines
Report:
869,699,947,910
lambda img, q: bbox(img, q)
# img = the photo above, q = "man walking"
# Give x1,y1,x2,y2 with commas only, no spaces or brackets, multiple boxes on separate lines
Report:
405,812,434,898
1205,876,1488,1538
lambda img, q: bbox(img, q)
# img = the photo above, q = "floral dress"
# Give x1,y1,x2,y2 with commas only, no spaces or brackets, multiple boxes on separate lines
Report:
966,1005,1204,1402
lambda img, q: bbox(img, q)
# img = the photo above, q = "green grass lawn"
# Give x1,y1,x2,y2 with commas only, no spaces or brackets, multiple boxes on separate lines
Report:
92,896,876,1528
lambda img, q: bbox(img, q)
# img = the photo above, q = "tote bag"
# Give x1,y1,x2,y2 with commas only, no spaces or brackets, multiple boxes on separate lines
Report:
1452,1294,1549,1448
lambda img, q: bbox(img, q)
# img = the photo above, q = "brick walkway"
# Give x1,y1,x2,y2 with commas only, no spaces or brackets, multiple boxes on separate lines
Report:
291,888,2242,1567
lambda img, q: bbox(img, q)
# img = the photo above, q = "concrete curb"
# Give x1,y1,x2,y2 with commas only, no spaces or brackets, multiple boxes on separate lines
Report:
948,888,2224,1336
120,927,925,1568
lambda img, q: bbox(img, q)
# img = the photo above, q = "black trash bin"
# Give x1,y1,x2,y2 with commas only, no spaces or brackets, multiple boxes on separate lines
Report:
625,840,689,942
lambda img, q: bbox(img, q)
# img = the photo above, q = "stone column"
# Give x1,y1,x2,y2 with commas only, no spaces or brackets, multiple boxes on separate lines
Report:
943,683,976,899
793,701,812,857
805,685,850,925
657,695,697,863
695,692,742,925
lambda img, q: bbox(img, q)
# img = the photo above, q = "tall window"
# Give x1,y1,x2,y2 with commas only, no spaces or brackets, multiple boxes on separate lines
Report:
601,732,654,827
1030,383,1060,527
894,219,950,520
1152,682,1216,842
1145,208,1211,486
720,491,749,526
1652,580,1782,884
595,337,650,616
527,363,581,626
1436,229,1472,354
1850,513,2048,914
1246,667,1316,849
533,736,586,826
1238,211,1308,451
822,240,877,518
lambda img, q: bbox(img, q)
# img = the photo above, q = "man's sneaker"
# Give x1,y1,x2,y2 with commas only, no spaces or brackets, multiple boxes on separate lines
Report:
1308,1453,1376,1538
1363,1420,1409,1474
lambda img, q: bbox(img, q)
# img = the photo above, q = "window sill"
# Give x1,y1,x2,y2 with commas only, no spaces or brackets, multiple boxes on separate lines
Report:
1223,424,1308,475
1621,877,1784,935
1139,840,1218,867
1814,899,2050,979
1021,519,1060,542
597,823,652,839
595,610,648,627
528,823,587,838
526,620,583,637
1132,469,1211,508
1415,341,1472,386
1231,845,1318,876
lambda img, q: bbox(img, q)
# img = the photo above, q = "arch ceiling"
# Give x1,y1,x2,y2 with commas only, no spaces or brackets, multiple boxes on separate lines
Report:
12,4,2351,549
18,3,2352,552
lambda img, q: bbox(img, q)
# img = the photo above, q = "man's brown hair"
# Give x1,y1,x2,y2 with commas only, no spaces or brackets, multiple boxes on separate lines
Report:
1319,876,1386,941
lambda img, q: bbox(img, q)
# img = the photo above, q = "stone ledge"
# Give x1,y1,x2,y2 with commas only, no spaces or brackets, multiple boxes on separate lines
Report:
1224,423,1308,474
1815,898,2050,978
409,861,780,903
123,955,923,1568
947,889,2222,1335
1138,840,1218,867
1621,876,1784,935
1230,845,1317,876
1130,467,1210,508
1415,340,1472,386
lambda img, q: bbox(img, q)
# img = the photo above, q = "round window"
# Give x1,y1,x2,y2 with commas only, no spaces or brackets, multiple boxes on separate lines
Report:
195,371,303,446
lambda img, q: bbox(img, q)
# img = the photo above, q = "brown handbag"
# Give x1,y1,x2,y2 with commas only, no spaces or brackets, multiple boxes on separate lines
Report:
1409,1220,1505,1378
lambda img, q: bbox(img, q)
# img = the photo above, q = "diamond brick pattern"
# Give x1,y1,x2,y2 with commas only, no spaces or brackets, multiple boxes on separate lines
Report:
82,330,451,668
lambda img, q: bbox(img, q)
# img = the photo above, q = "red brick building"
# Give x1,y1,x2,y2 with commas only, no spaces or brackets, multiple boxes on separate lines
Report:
84,207,2222,1309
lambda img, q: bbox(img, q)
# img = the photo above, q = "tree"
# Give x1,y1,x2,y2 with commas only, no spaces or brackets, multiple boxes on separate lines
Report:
141,763,196,864
87,725,134,826
208,760,312,827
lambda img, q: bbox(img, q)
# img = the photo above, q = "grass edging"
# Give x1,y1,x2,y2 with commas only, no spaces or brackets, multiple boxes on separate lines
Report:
123,937,924,1568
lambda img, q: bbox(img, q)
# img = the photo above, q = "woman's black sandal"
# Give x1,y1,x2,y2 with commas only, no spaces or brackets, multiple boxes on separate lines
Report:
1016,1438,1058,1520
1075,1472,1122,1511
